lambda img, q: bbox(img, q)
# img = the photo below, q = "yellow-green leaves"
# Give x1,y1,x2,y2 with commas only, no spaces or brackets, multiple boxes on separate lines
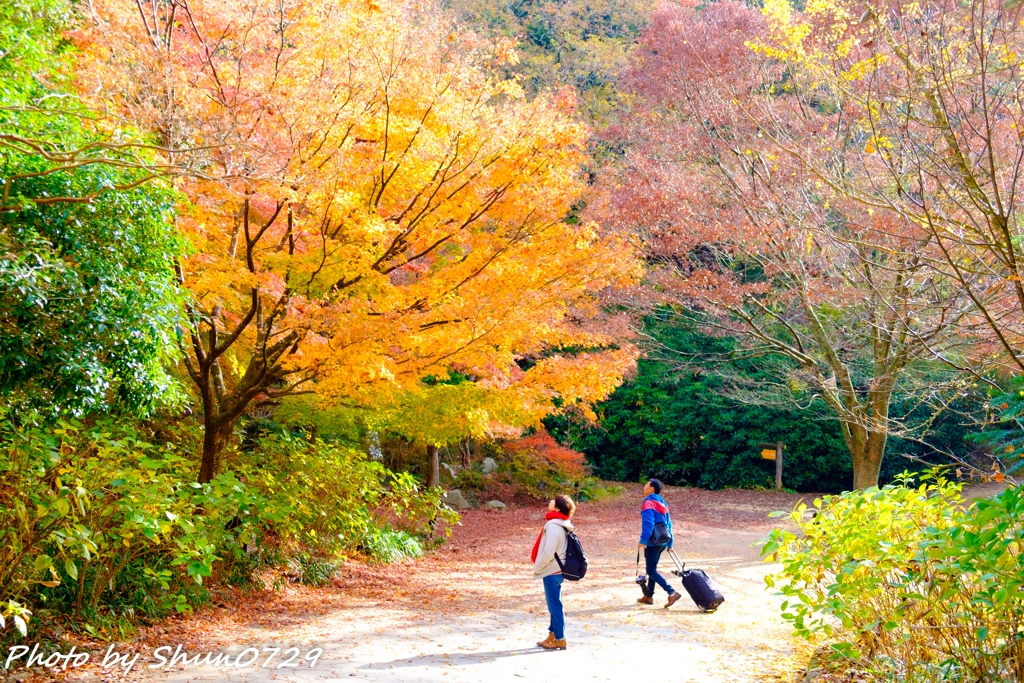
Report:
763,471,1024,676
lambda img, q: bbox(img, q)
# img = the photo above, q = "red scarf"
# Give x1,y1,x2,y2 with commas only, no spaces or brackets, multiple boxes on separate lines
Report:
531,511,570,562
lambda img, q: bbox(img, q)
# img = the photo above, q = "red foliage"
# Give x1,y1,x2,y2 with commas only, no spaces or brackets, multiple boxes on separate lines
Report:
503,429,587,479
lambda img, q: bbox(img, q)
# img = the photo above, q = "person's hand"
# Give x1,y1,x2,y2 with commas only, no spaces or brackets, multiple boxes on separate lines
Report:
638,543,646,549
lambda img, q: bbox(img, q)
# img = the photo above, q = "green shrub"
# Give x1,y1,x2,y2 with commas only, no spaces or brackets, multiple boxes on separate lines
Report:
358,524,423,564
0,420,266,636
218,539,286,590
454,469,485,490
763,471,1024,681
0,422,455,639
0,0,185,420
286,552,342,587
240,432,458,554
576,478,623,502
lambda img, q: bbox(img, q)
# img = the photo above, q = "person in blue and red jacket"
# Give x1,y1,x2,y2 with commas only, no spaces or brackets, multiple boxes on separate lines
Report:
638,478,682,607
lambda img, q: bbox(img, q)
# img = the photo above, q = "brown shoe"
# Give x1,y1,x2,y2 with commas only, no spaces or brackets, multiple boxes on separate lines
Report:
637,596,654,605
665,592,683,609
541,638,567,650
536,632,555,647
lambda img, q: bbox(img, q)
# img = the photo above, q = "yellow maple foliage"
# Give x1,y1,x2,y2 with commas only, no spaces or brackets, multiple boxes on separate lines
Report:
77,0,638,481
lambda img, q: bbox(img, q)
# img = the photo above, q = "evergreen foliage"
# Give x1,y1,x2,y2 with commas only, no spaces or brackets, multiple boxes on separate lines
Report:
0,0,182,417
549,322,977,493
441,0,655,124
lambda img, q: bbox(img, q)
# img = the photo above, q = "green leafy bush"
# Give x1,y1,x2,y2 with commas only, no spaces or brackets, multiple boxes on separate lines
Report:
286,552,342,588
576,479,623,502
240,432,457,555
0,0,184,419
358,525,423,564
0,422,459,638
454,469,485,491
763,472,1024,681
0,420,266,635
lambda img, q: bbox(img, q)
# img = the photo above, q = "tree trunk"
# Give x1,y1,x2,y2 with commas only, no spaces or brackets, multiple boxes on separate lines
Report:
199,419,233,484
427,444,439,489
843,422,887,490
460,438,471,469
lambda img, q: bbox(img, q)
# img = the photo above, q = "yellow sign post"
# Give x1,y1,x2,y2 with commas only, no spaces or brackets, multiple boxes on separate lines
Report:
757,441,785,489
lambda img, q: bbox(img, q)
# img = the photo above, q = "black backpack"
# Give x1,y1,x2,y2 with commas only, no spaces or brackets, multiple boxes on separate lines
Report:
554,529,589,581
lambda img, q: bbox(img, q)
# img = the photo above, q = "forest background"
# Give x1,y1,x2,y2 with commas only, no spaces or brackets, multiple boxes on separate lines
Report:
3,0,1024,664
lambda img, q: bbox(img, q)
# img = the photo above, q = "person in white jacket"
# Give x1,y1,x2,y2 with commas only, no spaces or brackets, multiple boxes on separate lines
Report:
530,494,575,650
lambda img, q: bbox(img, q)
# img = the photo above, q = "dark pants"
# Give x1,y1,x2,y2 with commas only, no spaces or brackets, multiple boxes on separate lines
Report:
645,544,675,596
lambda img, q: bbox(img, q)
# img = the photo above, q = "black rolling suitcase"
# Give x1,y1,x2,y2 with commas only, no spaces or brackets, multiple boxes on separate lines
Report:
667,548,725,612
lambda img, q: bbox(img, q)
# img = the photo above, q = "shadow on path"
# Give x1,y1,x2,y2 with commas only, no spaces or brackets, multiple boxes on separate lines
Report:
361,647,558,669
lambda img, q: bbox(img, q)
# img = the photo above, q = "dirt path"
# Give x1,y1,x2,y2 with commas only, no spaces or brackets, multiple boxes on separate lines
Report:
45,485,816,683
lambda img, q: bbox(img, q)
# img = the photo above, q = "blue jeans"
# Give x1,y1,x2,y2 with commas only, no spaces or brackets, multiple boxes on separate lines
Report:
543,574,565,639
645,545,675,596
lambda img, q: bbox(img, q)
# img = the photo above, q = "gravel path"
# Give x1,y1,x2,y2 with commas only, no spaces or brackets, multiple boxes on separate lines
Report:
43,485,815,683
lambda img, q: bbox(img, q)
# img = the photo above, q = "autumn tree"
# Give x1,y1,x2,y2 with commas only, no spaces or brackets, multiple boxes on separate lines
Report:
604,1,976,489
374,348,634,487
750,0,1024,381
79,0,636,483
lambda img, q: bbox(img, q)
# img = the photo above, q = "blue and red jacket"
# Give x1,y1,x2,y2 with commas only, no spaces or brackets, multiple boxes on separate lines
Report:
640,493,673,548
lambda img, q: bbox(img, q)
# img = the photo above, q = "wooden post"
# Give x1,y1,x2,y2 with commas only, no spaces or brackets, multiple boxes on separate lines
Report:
775,440,784,491
758,441,785,490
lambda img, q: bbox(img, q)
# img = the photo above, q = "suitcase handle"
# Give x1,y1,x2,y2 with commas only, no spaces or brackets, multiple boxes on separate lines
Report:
667,548,686,573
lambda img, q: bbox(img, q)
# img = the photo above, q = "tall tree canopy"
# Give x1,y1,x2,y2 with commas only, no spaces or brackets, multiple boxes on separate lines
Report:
78,0,637,481
753,0,1024,378
603,1,975,488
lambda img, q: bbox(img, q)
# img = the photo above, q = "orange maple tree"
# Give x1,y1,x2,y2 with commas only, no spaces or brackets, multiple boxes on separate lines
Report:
77,0,637,482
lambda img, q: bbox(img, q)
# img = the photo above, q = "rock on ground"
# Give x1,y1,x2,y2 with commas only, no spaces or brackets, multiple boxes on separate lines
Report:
442,490,471,511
